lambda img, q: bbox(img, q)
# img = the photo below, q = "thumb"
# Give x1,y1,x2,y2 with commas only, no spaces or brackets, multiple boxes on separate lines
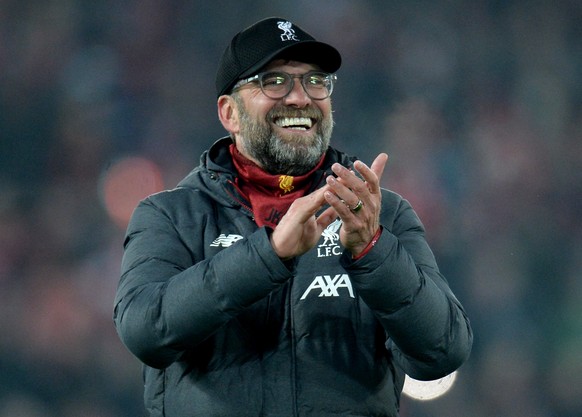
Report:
316,205,338,230
292,185,330,224
370,153,389,179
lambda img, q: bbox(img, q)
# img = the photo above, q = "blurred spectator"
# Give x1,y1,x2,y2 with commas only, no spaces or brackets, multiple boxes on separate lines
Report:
1,0,581,416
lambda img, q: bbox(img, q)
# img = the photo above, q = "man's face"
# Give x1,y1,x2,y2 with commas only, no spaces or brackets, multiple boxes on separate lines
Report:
231,60,334,175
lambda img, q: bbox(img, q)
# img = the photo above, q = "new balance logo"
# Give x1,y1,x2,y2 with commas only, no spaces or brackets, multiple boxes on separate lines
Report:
300,274,354,300
210,234,244,247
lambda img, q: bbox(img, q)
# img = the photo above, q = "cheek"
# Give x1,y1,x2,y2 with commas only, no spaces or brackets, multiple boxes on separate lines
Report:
319,101,332,116
245,94,276,117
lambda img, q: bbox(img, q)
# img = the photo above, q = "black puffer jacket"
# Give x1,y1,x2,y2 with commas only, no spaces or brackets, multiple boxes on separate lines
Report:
114,137,472,417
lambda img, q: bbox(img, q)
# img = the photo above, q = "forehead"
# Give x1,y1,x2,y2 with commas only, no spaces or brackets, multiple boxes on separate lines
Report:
263,59,321,73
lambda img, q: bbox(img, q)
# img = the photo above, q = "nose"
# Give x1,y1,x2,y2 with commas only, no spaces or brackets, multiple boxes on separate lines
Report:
282,78,311,108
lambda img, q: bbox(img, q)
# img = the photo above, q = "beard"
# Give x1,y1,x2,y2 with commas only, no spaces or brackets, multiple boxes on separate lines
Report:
232,95,334,175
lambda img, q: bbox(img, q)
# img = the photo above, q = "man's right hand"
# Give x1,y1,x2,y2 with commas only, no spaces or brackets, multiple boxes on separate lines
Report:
269,186,337,260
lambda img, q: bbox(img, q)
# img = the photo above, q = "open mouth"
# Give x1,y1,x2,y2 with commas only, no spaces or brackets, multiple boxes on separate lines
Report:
274,117,314,131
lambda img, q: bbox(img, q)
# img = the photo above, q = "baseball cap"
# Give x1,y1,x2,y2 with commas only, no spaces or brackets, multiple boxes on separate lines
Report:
215,17,342,97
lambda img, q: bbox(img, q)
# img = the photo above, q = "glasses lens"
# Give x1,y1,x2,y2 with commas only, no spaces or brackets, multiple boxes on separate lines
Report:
302,72,333,100
258,71,334,100
259,72,291,99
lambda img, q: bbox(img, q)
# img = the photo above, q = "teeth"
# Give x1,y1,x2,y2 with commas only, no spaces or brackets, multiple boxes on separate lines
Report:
275,117,313,129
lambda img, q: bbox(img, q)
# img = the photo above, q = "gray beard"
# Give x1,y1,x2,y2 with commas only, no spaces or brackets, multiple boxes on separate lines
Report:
233,96,334,175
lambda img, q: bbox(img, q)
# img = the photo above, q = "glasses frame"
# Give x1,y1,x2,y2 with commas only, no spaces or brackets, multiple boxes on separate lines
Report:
231,71,337,100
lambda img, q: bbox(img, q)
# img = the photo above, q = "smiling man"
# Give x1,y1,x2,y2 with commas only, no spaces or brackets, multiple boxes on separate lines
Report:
114,17,473,417
220,60,334,175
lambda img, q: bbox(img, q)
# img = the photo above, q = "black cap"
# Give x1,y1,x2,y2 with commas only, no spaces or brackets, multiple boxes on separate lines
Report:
215,17,342,97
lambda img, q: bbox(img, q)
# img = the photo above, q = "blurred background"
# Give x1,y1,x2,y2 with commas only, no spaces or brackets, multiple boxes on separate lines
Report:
1,0,581,416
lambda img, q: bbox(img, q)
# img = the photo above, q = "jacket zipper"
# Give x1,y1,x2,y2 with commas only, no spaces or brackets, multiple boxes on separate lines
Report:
289,279,299,417
224,179,255,220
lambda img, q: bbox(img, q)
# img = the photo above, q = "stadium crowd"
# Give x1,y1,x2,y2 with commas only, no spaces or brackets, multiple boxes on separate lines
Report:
1,1,581,416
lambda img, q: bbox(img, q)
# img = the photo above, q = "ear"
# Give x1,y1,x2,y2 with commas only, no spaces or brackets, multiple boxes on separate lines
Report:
217,95,240,135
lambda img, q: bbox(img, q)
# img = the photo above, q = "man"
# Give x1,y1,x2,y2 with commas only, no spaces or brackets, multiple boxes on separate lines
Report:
114,17,472,417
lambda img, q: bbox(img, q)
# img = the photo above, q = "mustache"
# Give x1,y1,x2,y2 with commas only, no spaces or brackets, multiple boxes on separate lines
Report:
267,105,323,120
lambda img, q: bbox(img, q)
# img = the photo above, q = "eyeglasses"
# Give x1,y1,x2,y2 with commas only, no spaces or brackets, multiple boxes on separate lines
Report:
232,71,337,100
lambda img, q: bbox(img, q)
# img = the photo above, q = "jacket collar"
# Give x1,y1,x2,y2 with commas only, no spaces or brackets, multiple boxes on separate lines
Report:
177,136,357,206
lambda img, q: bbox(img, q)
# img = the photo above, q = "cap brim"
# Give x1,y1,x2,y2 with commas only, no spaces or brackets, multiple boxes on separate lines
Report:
239,40,342,79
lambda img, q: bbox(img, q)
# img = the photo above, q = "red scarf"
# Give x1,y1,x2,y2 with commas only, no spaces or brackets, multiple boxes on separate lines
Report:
229,144,325,228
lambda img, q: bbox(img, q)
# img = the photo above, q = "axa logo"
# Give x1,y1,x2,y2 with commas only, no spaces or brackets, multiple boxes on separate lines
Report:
210,234,244,247
300,274,354,300
317,218,342,258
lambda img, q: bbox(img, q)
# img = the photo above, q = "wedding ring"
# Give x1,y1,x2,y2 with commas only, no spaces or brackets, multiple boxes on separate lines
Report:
350,199,364,213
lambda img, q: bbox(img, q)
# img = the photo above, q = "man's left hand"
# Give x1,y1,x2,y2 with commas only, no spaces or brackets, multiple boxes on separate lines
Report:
324,153,388,257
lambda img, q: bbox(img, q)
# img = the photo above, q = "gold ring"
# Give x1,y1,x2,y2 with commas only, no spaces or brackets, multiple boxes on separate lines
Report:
351,200,364,213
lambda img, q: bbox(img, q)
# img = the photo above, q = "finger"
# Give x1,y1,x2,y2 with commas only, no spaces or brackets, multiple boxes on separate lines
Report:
324,190,359,219
331,164,368,196
290,185,331,223
369,153,389,178
316,206,338,229
354,153,388,194
325,175,359,208
354,154,388,184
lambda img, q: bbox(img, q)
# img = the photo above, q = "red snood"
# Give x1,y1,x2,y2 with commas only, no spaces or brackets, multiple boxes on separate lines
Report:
229,144,325,228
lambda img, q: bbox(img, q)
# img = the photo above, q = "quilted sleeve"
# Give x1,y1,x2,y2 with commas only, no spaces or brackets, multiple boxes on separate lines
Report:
341,191,473,380
113,197,292,369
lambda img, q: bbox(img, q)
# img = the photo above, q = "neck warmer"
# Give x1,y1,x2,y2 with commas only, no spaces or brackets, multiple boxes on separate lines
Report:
229,144,325,228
